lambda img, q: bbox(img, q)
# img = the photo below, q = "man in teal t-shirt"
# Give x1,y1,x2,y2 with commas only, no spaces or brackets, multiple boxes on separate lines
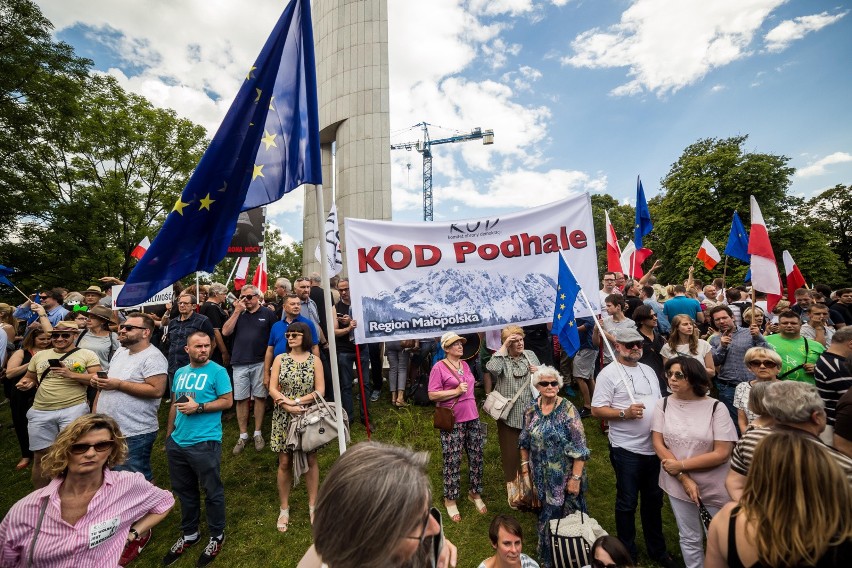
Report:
164,331,233,567
766,311,824,384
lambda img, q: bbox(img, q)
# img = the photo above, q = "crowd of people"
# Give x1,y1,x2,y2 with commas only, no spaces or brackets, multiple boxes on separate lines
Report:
0,270,851,567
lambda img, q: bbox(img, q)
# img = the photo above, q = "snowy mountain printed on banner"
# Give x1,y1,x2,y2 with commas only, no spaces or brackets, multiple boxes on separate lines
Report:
361,267,556,338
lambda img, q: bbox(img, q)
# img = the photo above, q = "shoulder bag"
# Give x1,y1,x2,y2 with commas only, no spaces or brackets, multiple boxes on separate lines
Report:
433,359,463,431
484,352,534,420
548,505,608,568
286,391,350,453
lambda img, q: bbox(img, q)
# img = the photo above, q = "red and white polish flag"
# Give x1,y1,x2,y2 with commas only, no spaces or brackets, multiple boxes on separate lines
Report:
233,257,250,291
619,240,653,278
605,211,623,273
782,250,806,304
252,248,268,293
748,195,782,311
130,236,150,260
696,237,721,270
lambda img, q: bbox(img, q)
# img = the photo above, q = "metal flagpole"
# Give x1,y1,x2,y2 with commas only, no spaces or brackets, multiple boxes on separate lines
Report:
315,182,347,454
577,287,637,404
226,258,240,286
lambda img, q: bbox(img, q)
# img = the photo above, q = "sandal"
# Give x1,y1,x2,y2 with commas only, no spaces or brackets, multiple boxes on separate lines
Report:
276,508,290,533
468,493,487,515
445,501,461,523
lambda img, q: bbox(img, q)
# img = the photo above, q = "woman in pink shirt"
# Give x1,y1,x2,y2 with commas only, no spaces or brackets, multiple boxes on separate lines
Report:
0,414,174,567
651,357,738,568
428,332,486,524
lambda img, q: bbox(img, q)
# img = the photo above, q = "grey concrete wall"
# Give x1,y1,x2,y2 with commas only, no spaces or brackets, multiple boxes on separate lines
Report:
303,0,392,277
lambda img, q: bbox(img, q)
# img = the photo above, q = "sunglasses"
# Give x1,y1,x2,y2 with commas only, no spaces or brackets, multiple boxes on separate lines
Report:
748,360,779,369
284,332,303,339
240,294,257,300
591,561,617,568
119,324,145,331
51,333,74,339
665,370,685,380
69,440,115,455
620,341,642,350
538,380,560,388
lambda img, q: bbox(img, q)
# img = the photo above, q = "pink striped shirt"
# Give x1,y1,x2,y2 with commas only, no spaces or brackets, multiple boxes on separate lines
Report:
0,469,174,567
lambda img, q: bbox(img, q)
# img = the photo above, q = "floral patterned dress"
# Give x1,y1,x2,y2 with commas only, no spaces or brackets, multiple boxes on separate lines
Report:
270,353,317,453
519,398,590,568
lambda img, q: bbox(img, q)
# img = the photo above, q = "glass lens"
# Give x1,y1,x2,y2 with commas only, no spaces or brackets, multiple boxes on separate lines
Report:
69,440,115,454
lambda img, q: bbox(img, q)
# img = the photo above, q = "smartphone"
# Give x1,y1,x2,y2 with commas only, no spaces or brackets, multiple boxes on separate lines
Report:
48,359,62,367
97,371,108,379
176,395,189,404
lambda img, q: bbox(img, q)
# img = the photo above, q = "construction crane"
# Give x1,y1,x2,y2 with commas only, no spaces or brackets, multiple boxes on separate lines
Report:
391,122,494,221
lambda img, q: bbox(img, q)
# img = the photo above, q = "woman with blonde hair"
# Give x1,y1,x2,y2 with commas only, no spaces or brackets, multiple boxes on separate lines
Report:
0,414,174,566
733,347,782,433
660,315,714,377
706,430,852,567
485,325,540,506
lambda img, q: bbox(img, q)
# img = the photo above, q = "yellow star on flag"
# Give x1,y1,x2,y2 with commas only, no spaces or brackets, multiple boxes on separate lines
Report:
245,66,256,80
556,313,562,320
254,88,262,103
252,164,265,180
173,198,190,215
559,304,565,311
260,130,278,151
568,321,575,327
199,193,215,211
560,293,566,300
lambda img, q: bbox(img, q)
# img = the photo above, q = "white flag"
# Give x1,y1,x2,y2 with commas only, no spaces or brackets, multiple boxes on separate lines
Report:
314,203,343,276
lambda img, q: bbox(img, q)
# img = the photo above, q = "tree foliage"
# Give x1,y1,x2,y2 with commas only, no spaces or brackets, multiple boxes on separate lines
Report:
207,231,304,288
806,184,852,283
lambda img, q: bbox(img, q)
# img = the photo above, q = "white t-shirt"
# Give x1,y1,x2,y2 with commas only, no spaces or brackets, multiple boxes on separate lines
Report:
592,361,662,455
599,317,636,364
96,345,168,436
660,339,712,362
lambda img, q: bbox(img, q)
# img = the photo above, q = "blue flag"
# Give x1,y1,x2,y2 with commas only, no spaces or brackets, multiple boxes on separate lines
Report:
634,176,653,249
117,0,321,307
0,264,15,288
724,211,750,263
552,254,581,357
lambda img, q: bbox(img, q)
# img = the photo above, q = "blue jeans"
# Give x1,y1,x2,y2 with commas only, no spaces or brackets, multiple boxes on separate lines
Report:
337,349,371,423
166,437,226,537
113,431,158,481
714,379,740,435
608,445,668,562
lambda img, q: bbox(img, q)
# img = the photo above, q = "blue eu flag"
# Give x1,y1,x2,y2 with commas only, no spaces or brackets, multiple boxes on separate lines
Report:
117,0,321,307
634,176,653,249
724,211,750,263
552,254,582,357
0,264,15,288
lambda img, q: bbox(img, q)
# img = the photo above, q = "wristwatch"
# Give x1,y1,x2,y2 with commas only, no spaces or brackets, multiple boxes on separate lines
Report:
128,527,140,541
195,403,205,414
570,474,582,481
618,409,626,419
294,397,301,405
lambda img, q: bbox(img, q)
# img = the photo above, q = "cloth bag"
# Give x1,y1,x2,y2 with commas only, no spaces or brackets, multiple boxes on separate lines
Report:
508,470,541,512
483,352,535,420
286,392,350,453
548,509,608,568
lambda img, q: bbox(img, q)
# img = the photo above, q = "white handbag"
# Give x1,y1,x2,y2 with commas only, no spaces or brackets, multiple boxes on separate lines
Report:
483,384,525,421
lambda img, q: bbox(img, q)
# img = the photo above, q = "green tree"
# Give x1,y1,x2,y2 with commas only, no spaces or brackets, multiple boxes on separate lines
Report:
806,184,852,284
652,136,843,287
208,231,303,289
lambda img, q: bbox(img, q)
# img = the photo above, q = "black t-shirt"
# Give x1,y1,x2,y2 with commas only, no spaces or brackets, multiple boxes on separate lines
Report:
522,324,553,366
229,306,275,365
624,296,644,320
639,330,666,393
335,300,356,354
200,301,230,365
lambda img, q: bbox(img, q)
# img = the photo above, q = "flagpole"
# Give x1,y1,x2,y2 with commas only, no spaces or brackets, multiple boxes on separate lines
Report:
226,258,240,286
576,287,637,404
314,183,347,454
11,285,32,302
721,255,728,291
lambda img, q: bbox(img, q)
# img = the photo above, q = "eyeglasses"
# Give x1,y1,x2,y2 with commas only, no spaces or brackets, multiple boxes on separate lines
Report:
51,333,74,339
39,296,48,300
538,380,560,388
405,507,440,546
69,440,115,455
620,341,643,350
240,294,257,300
665,370,685,380
748,360,779,369
119,324,145,331
284,332,304,339
591,561,617,568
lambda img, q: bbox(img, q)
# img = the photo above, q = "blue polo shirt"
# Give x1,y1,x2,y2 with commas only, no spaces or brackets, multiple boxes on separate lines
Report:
268,316,319,357
663,295,703,322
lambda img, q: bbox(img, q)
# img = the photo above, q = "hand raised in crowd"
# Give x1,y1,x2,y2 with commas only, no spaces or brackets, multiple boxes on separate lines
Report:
500,333,523,352
749,323,760,336
233,297,247,314
32,303,46,317
719,330,733,347
649,259,662,272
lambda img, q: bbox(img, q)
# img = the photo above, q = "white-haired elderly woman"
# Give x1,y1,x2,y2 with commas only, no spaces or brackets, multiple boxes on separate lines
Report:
519,365,589,568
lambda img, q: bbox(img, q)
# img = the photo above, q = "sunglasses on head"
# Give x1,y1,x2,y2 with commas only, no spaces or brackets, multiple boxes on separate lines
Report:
748,360,778,369
51,333,74,339
69,440,115,455
284,332,303,339
538,380,560,388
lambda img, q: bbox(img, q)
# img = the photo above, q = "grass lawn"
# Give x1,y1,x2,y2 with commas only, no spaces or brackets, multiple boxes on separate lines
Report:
0,385,681,567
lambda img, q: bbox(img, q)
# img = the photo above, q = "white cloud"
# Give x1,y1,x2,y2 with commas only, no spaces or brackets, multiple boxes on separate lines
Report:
711,84,726,92
562,0,787,96
764,11,847,52
795,152,852,178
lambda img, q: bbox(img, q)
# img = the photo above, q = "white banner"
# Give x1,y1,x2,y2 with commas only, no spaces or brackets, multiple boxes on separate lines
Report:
314,202,343,276
344,194,600,343
111,284,173,310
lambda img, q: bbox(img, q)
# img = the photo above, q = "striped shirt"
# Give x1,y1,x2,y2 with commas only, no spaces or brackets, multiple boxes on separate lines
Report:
0,469,174,567
814,352,852,426
730,426,852,485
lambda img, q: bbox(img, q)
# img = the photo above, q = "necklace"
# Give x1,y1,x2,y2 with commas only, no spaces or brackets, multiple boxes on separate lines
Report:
447,358,463,376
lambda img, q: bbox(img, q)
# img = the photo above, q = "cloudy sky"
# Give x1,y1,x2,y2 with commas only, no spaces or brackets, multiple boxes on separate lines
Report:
37,0,851,244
